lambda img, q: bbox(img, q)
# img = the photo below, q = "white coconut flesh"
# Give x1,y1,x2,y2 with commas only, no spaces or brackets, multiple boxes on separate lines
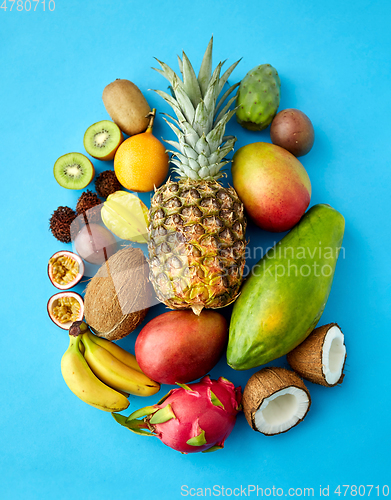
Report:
254,386,310,435
322,325,346,385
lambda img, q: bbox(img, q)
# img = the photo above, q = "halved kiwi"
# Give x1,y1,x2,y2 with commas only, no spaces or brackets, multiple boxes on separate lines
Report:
54,153,94,190
83,120,123,161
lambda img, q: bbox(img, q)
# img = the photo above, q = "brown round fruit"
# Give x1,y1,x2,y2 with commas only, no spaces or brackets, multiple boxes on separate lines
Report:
48,251,84,290
95,170,121,199
102,79,151,137
47,291,84,329
270,109,315,157
49,206,78,243
76,190,101,217
135,310,228,385
84,247,151,340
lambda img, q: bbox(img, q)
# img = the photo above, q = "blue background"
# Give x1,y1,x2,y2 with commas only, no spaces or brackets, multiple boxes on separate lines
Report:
1,0,390,498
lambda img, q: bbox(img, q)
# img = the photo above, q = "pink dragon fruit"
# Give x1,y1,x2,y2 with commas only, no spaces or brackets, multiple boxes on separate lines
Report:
113,376,242,453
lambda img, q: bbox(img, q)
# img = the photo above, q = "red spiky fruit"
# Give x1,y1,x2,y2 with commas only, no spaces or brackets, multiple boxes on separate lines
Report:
113,376,242,454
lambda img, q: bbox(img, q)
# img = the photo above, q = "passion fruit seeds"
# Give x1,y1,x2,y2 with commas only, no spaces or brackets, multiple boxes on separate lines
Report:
47,292,85,329
50,255,78,284
53,295,81,323
48,251,84,290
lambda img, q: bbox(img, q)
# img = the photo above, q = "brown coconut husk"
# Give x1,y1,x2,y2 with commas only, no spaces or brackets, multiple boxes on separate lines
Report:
287,323,346,387
84,247,152,340
243,367,311,435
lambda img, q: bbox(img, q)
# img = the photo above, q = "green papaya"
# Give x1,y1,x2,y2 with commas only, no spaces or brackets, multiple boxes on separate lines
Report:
227,204,345,370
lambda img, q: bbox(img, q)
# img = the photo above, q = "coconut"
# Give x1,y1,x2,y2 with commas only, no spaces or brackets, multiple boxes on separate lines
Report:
287,323,346,387
243,367,311,436
84,247,152,340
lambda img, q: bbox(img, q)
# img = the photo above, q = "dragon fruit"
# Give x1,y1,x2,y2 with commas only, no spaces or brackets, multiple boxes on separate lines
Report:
113,376,242,453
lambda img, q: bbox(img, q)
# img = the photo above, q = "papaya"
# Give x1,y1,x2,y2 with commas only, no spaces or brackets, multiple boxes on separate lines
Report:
227,204,345,370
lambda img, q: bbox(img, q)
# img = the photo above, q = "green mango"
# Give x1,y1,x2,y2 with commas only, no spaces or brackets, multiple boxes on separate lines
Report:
227,204,345,370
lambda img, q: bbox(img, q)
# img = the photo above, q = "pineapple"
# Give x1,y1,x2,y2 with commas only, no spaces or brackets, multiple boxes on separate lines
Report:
148,38,247,315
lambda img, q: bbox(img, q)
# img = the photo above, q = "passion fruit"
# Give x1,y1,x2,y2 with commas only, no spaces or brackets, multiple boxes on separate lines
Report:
270,109,315,157
48,251,84,290
47,292,84,329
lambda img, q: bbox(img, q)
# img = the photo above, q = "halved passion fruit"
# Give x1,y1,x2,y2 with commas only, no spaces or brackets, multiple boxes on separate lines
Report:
48,251,84,289
47,292,84,329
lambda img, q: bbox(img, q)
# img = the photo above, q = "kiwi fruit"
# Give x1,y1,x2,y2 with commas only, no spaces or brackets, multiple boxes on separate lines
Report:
83,120,123,161
53,153,95,190
102,79,151,136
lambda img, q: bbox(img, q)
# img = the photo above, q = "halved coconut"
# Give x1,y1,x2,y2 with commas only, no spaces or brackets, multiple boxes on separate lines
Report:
48,251,84,290
47,291,84,329
243,367,311,436
287,323,346,387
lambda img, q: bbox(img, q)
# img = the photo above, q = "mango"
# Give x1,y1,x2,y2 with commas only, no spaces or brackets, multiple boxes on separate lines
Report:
135,310,228,385
232,142,311,232
227,204,345,370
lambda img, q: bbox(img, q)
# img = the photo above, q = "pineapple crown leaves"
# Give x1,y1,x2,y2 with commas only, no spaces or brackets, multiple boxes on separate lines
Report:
151,37,241,181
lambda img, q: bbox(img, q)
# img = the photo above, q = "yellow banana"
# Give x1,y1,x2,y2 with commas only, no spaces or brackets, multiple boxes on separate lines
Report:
86,330,142,373
115,388,130,398
61,334,129,412
81,332,160,397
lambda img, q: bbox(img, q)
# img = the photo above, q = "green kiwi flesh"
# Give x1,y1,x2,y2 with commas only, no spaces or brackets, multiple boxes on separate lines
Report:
53,153,94,190
83,120,123,160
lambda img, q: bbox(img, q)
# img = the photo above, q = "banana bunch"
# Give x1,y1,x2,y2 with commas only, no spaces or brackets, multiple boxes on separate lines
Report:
61,322,160,412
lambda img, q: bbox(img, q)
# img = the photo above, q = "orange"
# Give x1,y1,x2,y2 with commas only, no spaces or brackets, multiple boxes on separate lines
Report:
114,109,169,192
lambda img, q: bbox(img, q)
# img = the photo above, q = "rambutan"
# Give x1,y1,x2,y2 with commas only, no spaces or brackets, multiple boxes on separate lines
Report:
95,170,121,199
76,190,102,224
49,206,77,243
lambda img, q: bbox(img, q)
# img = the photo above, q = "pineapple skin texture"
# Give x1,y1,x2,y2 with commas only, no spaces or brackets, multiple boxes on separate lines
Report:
148,179,247,314
236,64,281,131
